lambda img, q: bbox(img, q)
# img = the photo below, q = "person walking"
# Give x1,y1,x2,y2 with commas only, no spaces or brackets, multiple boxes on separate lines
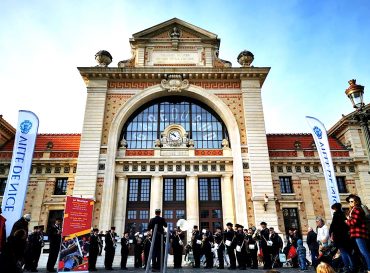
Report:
46,217,62,272
148,209,167,272
121,231,130,270
104,226,117,270
224,222,237,269
329,202,354,273
345,194,370,273
214,226,225,269
88,228,100,271
307,227,319,268
191,225,202,268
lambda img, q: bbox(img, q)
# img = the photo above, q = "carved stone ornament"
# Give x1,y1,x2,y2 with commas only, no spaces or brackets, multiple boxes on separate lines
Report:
160,74,189,92
118,50,136,68
120,138,128,148
221,138,229,148
95,50,112,67
237,50,254,67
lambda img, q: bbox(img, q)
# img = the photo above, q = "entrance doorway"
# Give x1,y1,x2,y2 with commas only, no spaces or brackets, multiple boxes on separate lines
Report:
282,208,301,234
163,177,186,231
198,177,223,232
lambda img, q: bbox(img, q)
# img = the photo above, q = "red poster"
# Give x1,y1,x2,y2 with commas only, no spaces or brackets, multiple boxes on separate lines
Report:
58,196,94,272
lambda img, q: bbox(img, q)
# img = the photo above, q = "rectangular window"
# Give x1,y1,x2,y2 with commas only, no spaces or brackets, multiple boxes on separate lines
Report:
280,176,293,194
127,210,136,219
199,179,208,201
164,178,185,202
54,178,68,195
336,176,348,193
210,178,221,201
128,178,151,202
139,210,149,220
164,210,173,219
0,178,7,196
200,210,209,218
176,210,185,219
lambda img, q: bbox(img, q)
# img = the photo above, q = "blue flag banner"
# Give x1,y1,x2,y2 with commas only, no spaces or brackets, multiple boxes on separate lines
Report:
306,116,340,208
1,110,39,237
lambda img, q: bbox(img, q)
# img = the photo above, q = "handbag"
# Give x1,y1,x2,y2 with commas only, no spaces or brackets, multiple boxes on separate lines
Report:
279,251,287,263
287,245,297,259
248,244,255,250
267,240,273,246
225,240,231,246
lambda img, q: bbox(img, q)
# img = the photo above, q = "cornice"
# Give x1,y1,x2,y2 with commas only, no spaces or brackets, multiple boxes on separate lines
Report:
78,66,270,86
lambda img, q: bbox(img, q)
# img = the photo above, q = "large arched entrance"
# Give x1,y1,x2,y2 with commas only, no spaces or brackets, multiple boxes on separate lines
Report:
99,84,247,234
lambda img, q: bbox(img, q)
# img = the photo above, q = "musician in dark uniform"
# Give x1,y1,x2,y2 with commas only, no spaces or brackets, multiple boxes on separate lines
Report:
235,224,247,270
143,230,152,269
121,231,130,270
171,226,185,268
25,225,44,272
224,222,236,269
88,228,99,271
245,228,258,269
191,225,202,268
104,226,117,270
47,218,62,272
134,234,143,268
259,221,272,269
214,226,225,269
148,209,167,272
201,232,213,269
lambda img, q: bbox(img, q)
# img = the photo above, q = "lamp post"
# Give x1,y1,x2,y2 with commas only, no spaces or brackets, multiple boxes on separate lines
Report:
345,79,370,170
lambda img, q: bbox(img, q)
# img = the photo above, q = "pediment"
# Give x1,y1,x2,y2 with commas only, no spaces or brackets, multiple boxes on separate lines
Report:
132,18,218,40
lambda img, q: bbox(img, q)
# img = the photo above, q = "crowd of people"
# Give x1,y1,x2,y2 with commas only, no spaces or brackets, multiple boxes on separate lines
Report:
0,193,369,273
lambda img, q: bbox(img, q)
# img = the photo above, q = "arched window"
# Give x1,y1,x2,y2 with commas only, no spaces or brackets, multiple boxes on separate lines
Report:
121,97,229,149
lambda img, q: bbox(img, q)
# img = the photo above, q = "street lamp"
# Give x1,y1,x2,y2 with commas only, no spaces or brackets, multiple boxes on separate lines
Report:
345,79,370,170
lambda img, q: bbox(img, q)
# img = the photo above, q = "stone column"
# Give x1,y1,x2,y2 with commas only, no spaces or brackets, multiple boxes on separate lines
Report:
301,177,316,229
186,175,199,237
318,178,332,221
74,79,108,199
221,174,235,225
150,175,163,218
114,175,127,235
29,178,47,228
242,79,278,227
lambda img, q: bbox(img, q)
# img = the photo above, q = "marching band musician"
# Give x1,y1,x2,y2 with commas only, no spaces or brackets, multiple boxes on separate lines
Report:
88,228,100,271
25,225,45,272
235,224,247,270
143,230,152,269
201,231,213,269
46,218,62,272
259,221,272,269
245,227,258,269
104,226,117,270
214,226,225,269
133,233,143,268
171,226,185,268
148,208,167,272
224,222,237,270
191,225,202,268
120,231,130,270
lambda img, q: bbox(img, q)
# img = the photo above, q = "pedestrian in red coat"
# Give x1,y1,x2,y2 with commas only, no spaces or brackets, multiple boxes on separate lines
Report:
345,194,370,272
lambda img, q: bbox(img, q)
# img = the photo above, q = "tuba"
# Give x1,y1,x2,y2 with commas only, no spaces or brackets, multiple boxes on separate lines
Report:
176,219,190,231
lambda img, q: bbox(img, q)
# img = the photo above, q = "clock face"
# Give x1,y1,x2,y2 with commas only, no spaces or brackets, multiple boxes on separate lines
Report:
169,129,181,141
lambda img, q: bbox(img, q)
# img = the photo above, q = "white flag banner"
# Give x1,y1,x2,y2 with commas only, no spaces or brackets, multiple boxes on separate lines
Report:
306,116,340,208
1,110,39,236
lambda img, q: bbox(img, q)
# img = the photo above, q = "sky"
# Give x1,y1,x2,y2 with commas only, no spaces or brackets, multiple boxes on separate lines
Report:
1,0,370,134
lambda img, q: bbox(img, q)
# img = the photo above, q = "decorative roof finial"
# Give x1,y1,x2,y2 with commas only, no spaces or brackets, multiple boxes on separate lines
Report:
95,50,112,67
237,50,254,67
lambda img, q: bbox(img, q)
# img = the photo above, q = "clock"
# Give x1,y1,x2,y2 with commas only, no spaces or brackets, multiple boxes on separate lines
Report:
169,129,181,141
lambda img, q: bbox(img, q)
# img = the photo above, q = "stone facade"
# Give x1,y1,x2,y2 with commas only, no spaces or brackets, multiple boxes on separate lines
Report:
1,19,369,238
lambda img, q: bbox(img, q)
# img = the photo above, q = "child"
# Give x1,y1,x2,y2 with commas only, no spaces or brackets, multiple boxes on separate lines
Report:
297,239,307,271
